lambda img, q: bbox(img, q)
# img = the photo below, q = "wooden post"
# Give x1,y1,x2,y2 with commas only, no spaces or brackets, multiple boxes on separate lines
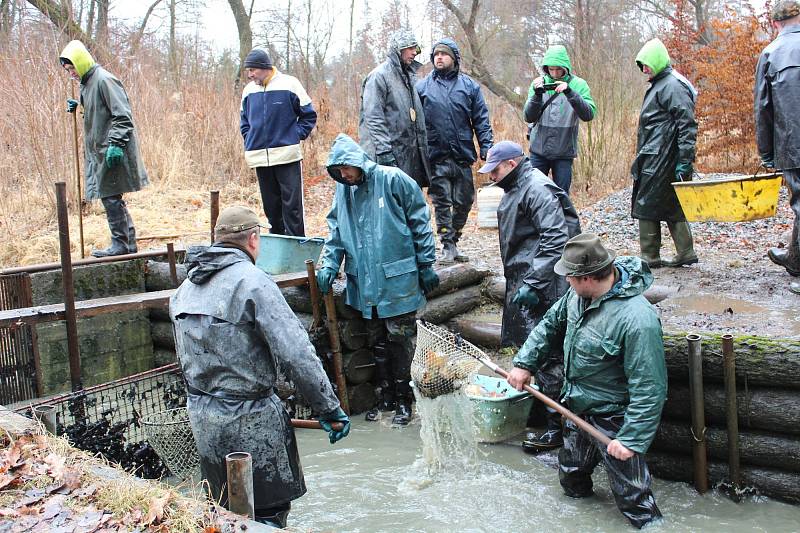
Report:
225,452,254,519
687,333,708,493
304,259,322,329
324,292,350,414
55,182,82,392
70,83,85,259
166,243,178,286
722,333,741,500
210,190,220,243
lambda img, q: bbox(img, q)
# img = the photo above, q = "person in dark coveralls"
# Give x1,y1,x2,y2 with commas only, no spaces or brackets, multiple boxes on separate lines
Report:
416,37,493,264
508,233,667,529
359,29,432,188
170,206,350,528
631,38,699,269
240,48,317,236
317,134,439,426
479,141,581,452
756,1,800,293
60,40,149,257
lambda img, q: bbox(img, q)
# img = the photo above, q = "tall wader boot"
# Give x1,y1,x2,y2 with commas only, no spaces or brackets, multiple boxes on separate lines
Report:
92,195,132,258
523,407,564,453
254,503,290,528
126,209,138,253
365,342,395,422
768,212,800,276
390,340,414,426
664,221,698,267
638,220,663,268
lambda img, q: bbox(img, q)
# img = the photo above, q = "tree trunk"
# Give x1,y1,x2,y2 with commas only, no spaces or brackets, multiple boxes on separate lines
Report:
447,318,502,348
227,0,253,79
346,382,376,415
483,276,505,304
425,263,489,299
131,0,164,53
342,348,375,385
95,0,108,47
86,0,94,37
168,0,177,77
26,0,94,45
151,319,175,350
0,0,12,35
653,420,800,473
420,285,482,324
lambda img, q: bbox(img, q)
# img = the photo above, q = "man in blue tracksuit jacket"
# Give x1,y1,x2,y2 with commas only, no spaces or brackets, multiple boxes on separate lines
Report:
416,38,493,264
240,49,317,236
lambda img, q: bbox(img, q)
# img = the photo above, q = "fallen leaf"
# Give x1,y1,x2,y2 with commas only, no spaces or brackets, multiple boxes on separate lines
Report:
75,509,103,530
44,454,67,480
0,473,17,491
1,441,22,471
144,491,172,525
72,484,98,499
52,470,82,495
0,507,18,518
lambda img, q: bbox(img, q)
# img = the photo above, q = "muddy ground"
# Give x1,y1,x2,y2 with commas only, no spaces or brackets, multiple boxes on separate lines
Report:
452,185,800,339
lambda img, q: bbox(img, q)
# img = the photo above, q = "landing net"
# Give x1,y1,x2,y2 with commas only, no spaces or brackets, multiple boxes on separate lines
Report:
140,407,200,481
410,320,484,399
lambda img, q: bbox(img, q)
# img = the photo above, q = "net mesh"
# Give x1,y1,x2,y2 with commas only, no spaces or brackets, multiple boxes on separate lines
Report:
411,321,484,399
140,407,199,481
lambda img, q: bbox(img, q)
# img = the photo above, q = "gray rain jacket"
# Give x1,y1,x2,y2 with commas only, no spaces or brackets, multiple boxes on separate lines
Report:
170,245,340,509
755,23,800,170
359,30,432,187
496,158,582,347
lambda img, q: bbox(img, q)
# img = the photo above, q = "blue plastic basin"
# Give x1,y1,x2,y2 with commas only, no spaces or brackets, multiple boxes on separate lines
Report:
256,234,325,275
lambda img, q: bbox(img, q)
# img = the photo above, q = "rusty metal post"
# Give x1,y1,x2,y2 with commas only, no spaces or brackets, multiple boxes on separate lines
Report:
33,404,57,434
722,334,741,500
55,182,83,392
305,259,322,328
687,333,708,494
324,292,350,414
225,452,254,519
70,82,85,259
210,190,220,243
166,243,178,286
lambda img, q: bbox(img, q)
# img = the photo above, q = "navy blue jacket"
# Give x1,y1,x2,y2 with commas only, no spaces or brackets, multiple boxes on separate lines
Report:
415,38,493,165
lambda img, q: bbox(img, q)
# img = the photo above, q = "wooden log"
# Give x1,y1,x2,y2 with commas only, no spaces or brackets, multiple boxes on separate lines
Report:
646,451,800,504
483,276,505,304
339,319,368,351
653,420,800,473
662,383,800,435
342,348,375,385
145,260,188,291
663,332,800,390
151,320,175,350
446,318,502,348
346,382,376,416
420,285,482,324
281,281,358,319
425,263,490,299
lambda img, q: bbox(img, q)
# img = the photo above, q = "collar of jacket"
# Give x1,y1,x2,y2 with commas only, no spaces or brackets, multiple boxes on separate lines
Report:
495,157,529,191
214,241,257,263
259,67,278,88
779,22,800,36
648,65,673,84
433,66,459,80
81,64,99,85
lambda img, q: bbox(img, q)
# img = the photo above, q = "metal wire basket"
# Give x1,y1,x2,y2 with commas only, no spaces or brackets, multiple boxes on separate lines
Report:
410,320,483,399
140,407,200,481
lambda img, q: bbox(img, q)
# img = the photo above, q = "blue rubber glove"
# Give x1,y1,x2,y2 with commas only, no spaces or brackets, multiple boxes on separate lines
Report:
512,284,540,310
376,152,397,167
319,407,351,444
316,267,337,294
418,265,440,294
66,98,79,113
675,162,693,181
105,145,124,168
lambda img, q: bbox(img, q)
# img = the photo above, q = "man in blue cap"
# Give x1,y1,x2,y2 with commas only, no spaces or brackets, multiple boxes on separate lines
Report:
479,140,581,451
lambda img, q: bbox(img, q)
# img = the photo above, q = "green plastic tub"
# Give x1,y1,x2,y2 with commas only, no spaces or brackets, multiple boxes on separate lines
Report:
256,234,325,275
466,374,534,443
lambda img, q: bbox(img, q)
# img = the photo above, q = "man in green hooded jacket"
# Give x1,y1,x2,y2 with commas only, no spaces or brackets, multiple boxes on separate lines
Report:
631,38,699,269
523,45,595,195
507,233,666,529
59,40,149,257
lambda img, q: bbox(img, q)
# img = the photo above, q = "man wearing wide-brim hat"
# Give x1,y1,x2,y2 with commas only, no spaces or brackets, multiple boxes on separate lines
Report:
507,232,667,529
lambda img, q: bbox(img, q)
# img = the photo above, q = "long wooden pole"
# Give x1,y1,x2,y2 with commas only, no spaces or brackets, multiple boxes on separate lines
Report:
687,333,709,493
323,291,350,414
70,83,85,258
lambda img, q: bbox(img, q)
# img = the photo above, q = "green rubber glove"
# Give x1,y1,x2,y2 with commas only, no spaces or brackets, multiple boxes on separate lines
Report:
316,267,337,294
512,284,540,310
418,265,440,294
105,145,124,168
675,162,693,181
319,407,351,444
66,98,79,113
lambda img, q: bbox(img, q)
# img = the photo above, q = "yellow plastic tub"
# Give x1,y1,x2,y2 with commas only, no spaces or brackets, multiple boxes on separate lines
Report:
672,172,782,222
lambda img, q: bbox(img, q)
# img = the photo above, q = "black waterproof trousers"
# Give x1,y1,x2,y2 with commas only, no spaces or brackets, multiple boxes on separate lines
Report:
256,161,305,236
364,310,417,403
559,414,662,529
428,158,474,244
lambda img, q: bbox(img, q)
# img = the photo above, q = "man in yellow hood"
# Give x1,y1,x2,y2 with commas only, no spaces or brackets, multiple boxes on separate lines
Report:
59,40,149,257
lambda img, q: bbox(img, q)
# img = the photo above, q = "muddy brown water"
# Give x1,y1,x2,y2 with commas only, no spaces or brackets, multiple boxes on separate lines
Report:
291,413,800,532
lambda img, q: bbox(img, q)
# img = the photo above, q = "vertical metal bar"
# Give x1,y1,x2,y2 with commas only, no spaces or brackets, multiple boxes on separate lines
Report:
56,182,83,392
33,404,57,434
70,82,85,258
305,259,322,329
23,274,43,396
722,333,741,500
225,452,254,519
210,190,220,243
686,333,708,494
166,243,179,286
323,292,350,414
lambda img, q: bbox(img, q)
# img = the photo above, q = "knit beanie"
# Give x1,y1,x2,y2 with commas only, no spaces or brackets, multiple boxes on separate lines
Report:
433,43,456,61
244,49,273,69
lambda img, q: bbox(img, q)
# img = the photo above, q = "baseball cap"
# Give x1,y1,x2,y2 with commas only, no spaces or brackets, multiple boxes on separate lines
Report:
478,141,524,173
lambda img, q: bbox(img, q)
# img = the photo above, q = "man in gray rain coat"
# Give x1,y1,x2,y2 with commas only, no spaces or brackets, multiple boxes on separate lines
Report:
359,28,432,188
59,40,149,257
170,206,350,528
479,141,581,451
317,134,439,426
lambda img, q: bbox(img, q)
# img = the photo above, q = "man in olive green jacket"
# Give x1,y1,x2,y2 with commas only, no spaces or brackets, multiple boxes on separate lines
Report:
60,40,149,257
508,233,666,529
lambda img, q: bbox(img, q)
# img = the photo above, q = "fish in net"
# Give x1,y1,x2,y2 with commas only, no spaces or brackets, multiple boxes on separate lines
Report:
411,320,485,399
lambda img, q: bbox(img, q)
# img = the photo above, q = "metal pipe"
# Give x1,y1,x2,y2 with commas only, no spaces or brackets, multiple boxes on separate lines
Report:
225,451,254,519
722,333,741,500
32,404,57,434
323,292,350,414
210,190,220,243
167,243,178,286
305,259,322,328
687,333,708,494
1,248,185,276
70,82,85,259
55,182,83,392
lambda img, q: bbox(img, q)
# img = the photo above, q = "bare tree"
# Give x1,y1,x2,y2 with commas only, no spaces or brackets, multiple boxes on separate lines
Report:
227,0,253,76
638,0,717,44
95,0,108,46
25,0,93,44
0,0,14,36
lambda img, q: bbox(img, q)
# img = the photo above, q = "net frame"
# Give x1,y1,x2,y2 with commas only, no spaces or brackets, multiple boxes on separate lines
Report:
140,407,199,481
411,320,484,399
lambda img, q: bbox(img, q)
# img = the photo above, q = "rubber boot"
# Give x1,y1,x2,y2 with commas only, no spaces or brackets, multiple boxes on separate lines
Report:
768,221,800,276
92,196,131,258
664,221,698,267
365,343,395,421
453,233,469,262
638,220,663,268
439,241,456,265
390,341,413,426
522,407,563,453
126,209,138,253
